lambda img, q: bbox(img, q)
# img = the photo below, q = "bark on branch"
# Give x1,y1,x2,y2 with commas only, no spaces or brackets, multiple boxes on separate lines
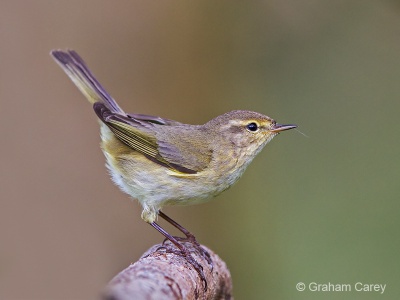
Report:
102,241,233,300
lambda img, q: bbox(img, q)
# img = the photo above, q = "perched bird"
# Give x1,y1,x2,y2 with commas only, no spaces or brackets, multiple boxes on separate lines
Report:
51,50,296,289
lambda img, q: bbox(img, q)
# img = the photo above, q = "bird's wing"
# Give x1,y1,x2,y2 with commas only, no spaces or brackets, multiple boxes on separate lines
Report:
126,113,184,126
94,103,208,174
155,128,212,174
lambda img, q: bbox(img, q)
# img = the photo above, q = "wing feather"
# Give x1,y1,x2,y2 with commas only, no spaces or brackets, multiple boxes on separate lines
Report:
94,102,199,174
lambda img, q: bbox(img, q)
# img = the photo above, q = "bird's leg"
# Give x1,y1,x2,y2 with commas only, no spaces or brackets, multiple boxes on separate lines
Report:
150,222,208,291
158,211,213,267
158,211,196,241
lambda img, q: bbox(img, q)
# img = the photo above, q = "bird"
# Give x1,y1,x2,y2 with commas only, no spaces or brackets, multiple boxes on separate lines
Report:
51,50,297,289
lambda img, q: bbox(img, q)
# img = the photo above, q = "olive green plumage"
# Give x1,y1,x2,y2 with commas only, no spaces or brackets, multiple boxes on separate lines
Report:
51,50,296,223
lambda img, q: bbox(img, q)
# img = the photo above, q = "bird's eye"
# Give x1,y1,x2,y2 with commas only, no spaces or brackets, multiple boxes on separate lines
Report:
246,122,259,132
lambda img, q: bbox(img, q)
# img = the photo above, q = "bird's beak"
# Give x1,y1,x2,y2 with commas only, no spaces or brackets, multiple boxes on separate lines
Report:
270,123,297,133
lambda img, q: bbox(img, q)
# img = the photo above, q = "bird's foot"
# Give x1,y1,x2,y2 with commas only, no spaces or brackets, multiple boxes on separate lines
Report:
157,243,208,291
162,235,213,269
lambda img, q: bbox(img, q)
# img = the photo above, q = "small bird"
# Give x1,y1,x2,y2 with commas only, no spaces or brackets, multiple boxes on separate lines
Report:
51,50,296,288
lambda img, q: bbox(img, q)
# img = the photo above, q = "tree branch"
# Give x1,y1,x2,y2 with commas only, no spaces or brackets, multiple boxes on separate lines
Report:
102,241,233,300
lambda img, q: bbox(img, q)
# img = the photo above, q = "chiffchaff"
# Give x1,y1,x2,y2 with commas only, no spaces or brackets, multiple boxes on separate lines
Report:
51,50,296,288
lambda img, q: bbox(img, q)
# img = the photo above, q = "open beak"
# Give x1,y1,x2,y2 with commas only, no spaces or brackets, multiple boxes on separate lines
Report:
270,123,297,133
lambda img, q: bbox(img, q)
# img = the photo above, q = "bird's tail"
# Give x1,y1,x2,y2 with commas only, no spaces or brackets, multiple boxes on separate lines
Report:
51,50,124,113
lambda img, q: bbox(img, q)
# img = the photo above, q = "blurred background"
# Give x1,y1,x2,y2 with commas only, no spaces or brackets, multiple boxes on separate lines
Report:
1,1,400,299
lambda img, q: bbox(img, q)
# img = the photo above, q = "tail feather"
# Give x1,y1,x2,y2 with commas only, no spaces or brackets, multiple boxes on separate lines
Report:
51,50,124,113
